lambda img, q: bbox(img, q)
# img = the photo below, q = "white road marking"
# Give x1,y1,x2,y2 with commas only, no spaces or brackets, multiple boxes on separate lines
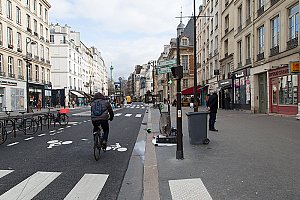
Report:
135,114,142,118
58,128,64,130
38,133,46,137
0,170,14,179
68,122,79,125
50,133,56,136
81,138,88,141
24,137,34,141
66,126,71,128
83,121,87,122
169,178,212,200
115,113,122,117
125,114,132,117
0,171,61,200
141,107,145,109
72,111,90,116
64,174,109,200
49,130,56,133
6,142,19,147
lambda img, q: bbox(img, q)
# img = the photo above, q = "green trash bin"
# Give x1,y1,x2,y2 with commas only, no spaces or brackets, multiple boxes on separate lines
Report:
186,111,210,145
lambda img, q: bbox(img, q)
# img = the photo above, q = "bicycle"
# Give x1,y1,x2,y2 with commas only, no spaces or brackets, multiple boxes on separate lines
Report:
93,126,106,161
0,121,7,145
56,109,69,126
15,111,39,135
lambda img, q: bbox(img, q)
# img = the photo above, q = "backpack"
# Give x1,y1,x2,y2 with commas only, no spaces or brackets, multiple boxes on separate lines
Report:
92,100,103,116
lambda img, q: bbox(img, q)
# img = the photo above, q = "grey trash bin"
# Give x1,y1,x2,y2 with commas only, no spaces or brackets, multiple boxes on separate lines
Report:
186,111,210,145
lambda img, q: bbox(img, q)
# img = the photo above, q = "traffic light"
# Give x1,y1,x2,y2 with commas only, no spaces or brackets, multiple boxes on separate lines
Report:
171,66,183,79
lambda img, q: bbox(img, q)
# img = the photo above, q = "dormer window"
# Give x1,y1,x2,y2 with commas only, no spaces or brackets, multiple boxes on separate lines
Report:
181,38,188,46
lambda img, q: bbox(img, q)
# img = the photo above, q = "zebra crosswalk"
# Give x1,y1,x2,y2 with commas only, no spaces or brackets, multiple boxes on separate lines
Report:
73,112,143,118
0,170,109,200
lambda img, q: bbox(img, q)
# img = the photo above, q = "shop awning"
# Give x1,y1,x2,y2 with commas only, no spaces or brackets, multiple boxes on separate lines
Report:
70,90,84,98
181,85,202,95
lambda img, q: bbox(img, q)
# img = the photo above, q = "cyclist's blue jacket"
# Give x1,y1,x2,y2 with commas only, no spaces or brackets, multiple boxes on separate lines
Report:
91,93,114,121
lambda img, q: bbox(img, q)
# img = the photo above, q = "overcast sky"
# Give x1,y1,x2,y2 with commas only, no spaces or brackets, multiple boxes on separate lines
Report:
48,0,202,80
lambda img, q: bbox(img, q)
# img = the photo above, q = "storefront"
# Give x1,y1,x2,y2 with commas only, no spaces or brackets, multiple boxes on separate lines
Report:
0,80,25,111
28,83,45,109
233,67,251,110
218,79,232,109
269,65,299,115
44,84,52,107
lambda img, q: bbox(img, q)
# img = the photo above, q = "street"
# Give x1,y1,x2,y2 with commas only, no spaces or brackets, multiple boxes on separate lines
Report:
0,103,146,200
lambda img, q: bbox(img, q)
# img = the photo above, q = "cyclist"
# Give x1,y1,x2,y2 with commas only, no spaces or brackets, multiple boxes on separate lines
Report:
91,92,114,150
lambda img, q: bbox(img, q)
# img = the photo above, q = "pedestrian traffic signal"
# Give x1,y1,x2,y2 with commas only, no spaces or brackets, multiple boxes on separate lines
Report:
171,66,183,79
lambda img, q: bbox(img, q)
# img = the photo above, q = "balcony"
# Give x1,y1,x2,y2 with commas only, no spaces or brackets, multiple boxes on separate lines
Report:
18,75,24,80
8,73,15,78
270,45,279,57
27,27,32,33
8,44,13,49
46,60,50,64
29,76,33,81
34,55,39,61
225,52,228,58
35,78,39,82
237,25,242,33
46,39,49,43
0,71,5,77
246,17,251,26
26,52,33,58
215,25,218,30
257,52,264,61
246,58,251,65
287,37,298,50
41,58,45,62
257,6,264,17
34,32,39,37
238,62,242,68
271,0,280,6
225,0,229,7
17,48,22,53
214,49,218,55
225,28,228,34
40,36,44,41
41,80,46,84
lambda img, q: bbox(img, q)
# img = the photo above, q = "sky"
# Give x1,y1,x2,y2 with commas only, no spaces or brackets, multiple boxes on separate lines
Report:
48,0,203,80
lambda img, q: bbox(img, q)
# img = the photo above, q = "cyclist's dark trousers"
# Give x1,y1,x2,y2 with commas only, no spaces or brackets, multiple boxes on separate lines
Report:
92,120,109,141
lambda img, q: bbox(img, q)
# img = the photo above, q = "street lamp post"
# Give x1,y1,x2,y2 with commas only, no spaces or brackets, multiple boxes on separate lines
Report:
119,77,122,105
193,0,198,112
24,38,37,113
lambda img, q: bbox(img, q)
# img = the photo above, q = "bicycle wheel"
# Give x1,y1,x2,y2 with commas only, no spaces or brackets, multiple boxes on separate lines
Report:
24,118,39,135
59,114,69,126
0,128,7,145
93,133,101,161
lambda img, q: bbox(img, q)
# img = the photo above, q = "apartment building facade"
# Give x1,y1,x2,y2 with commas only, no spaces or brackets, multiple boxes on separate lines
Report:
0,0,51,111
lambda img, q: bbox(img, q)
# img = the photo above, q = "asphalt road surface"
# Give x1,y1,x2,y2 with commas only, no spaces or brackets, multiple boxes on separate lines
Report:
0,103,146,200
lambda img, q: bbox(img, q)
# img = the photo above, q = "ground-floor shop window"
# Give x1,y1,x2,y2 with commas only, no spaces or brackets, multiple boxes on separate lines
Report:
11,88,25,110
278,75,298,105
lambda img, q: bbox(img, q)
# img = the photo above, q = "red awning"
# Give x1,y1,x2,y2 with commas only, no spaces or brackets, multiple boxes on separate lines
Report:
181,85,202,95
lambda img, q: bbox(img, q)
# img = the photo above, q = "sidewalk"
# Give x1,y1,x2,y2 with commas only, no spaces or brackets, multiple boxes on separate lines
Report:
145,105,300,200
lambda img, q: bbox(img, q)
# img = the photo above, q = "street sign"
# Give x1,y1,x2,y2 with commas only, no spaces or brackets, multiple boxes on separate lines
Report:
157,59,176,74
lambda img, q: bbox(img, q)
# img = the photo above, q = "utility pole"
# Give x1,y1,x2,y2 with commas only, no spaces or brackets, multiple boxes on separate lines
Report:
193,0,198,112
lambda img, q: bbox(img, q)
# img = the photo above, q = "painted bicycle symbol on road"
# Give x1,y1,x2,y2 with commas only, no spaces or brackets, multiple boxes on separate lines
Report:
47,140,73,149
106,143,127,152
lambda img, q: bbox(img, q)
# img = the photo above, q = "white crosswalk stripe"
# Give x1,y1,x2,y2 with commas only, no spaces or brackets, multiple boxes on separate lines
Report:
0,170,109,200
0,170,13,179
135,114,142,118
125,114,132,117
169,178,212,200
115,113,122,117
64,174,109,200
0,171,61,200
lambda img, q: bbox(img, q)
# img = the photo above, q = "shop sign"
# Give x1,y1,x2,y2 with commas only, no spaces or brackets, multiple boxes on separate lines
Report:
268,67,289,78
289,61,300,74
218,79,232,88
0,80,17,86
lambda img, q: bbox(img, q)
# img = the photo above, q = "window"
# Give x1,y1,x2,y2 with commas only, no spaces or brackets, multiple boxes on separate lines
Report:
211,19,213,33
0,54,3,73
17,32,21,49
288,3,299,40
7,27,13,46
16,7,21,24
44,9,48,22
246,0,251,19
238,40,242,64
271,16,280,47
40,24,43,37
215,36,218,50
11,88,25,110
41,67,44,81
6,0,12,19
258,0,265,8
39,3,42,18
258,25,265,53
45,28,48,40
26,0,30,8
45,47,49,60
34,19,37,33
183,79,188,88
224,39,228,54
8,56,13,75
182,55,188,71
225,15,229,30
26,14,31,29
33,0,37,13
238,5,242,27
17,59,23,76
35,65,39,81
215,12,218,28
50,35,54,42
47,69,50,82
182,38,188,45
246,35,251,59
40,44,44,58
0,23,3,44
28,64,32,79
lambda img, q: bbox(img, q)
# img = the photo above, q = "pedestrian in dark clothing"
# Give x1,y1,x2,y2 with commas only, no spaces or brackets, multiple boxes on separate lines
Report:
207,92,218,131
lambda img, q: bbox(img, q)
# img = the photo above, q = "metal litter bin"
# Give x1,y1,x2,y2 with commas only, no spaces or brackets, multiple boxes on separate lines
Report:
186,111,210,145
